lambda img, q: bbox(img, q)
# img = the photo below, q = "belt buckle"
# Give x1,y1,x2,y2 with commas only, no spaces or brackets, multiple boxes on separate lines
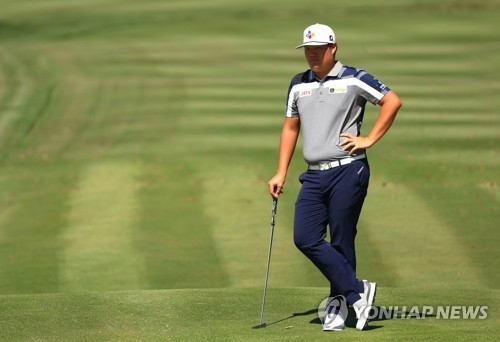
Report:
320,161,337,170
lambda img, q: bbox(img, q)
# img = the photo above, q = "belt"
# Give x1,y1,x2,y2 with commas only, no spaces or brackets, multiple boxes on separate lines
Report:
308,154,366,171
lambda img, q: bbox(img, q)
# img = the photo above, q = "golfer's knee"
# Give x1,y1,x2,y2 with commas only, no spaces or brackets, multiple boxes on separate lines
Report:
294,235,317,254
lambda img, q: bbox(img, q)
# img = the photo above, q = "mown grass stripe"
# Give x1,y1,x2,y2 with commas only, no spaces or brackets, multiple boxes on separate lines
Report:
201,162,316,288
0,0,497,301
201,163,272,287
390,125,499,138
60,162,146,292
0,205,15,250
0,50,30,134
361,177,486,289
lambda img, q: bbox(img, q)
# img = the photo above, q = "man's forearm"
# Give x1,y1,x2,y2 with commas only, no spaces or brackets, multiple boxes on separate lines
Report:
276,120,300,176
367,91,402,145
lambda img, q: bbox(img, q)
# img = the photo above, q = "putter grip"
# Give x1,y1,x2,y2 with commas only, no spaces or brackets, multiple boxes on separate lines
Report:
271,198,278,226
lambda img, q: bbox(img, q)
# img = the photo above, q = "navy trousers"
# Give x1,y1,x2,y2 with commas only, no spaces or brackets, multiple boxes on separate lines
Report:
294,159,369,305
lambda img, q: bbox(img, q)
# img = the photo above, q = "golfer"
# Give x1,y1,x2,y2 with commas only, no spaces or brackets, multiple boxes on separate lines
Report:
268,23,402,331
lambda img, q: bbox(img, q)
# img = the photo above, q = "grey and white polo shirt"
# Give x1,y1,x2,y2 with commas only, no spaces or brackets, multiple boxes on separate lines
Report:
285,61,390,164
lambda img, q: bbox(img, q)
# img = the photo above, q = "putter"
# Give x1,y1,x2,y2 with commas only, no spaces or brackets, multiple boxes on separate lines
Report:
252,196,278,329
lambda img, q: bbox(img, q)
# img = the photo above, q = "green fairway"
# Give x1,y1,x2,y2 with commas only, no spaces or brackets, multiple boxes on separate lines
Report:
0,0,499,340
1,287,499,341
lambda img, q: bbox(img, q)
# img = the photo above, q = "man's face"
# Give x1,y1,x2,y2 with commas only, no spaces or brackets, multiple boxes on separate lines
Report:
304,44,336,78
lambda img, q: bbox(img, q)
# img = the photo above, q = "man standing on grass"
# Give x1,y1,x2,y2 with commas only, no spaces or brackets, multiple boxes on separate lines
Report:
268,23,402,331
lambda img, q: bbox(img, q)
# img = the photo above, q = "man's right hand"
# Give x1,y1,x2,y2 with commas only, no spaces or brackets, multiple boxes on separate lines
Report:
268,174,285,199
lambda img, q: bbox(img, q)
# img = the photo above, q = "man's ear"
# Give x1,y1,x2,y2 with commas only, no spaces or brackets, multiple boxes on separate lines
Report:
331,43,337,55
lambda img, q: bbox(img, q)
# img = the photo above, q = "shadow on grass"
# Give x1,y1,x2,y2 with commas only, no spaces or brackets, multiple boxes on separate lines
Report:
311,306,436,330
266,306,435,331
264,308,317,327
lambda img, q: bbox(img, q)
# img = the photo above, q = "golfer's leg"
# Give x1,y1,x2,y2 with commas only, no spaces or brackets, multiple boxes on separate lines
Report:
294,171,361,305
328,160,370,297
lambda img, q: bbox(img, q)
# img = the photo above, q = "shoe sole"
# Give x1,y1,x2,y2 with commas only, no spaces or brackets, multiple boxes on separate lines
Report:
323,326,345,331
356,282,377,331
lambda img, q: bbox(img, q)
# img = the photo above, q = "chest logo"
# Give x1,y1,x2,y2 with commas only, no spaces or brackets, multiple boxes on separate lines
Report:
299,89,312,97
328,87,347,94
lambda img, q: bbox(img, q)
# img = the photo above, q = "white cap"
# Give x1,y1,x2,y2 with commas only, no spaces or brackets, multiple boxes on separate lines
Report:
295,23,336,49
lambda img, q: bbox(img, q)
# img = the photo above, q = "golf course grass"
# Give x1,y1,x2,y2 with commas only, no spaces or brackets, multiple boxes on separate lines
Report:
0,0,499,340
1,287,499,341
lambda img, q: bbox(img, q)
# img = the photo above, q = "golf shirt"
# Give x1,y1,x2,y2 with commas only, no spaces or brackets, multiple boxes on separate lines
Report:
285,61,390,164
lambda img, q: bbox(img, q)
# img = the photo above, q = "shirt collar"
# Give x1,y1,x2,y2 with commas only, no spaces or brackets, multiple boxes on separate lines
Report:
308,61,344,82
329,61,343,77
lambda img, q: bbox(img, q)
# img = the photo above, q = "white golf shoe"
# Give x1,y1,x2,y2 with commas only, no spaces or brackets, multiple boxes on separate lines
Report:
320,296,348,331
353,280,377,330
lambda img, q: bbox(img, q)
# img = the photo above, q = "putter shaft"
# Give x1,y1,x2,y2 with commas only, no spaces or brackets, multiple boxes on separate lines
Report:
254,197,278,328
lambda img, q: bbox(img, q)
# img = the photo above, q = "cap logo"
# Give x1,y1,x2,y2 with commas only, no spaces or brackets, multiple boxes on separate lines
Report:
329,35,334,42
306,30,315,40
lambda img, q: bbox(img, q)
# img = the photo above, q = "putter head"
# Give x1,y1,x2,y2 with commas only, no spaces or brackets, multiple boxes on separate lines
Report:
251,323,267,329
